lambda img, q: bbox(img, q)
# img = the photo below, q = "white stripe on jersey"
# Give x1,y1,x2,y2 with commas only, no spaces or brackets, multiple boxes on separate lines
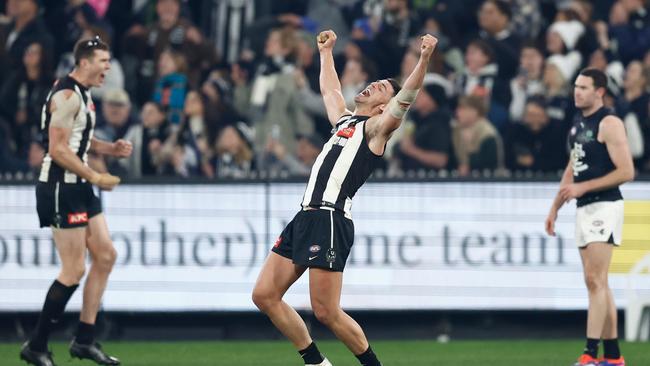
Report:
321,121,364,204
40,86,95,183
301,133,335,207
38,155,52,182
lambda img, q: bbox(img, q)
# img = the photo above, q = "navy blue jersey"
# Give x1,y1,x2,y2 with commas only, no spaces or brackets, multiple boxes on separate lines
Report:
568,107,622,207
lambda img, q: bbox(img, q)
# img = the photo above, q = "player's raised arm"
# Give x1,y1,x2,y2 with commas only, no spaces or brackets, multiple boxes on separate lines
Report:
377,34,437,137
318,30,351,126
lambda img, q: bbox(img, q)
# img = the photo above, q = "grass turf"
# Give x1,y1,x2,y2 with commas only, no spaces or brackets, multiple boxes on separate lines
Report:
2,340,648,365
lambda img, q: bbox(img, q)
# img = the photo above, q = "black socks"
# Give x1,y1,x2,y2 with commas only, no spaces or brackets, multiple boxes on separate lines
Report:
603,338,621,359
299,342,324,365
583,338,600,358
356,346,381,366
75,321,95,345
30,280,79,352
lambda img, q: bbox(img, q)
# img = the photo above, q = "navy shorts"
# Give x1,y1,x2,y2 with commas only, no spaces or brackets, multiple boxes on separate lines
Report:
272,209,354,272
36,182,102,229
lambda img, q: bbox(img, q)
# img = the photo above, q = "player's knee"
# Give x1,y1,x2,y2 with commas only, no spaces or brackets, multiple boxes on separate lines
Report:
312,303,339,326
62,262,86,283
94,246,117,271
584,273,607,292
251,287,276,312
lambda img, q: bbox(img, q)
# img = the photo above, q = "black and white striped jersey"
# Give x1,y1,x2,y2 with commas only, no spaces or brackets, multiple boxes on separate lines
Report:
301,114,382,217
38,76,96,184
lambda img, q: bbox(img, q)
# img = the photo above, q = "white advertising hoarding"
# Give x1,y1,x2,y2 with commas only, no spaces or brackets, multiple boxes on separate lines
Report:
0,182,648,311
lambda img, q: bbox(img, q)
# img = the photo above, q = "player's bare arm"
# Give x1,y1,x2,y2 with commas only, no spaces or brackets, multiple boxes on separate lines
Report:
545,160,574,236
49,90,120,190
368,34,437,153
559,116,634,201
317,30,352,125
90,137,133,158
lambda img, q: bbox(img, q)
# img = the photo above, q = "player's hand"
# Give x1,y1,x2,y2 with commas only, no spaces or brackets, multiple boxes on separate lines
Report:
545,210,558,236
419,34,438,60
90,172,121,191
317,30,337,52
559,183,586,201
113,139,133,158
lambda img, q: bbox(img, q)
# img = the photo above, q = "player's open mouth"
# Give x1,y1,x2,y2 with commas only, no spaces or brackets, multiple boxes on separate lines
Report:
361,89,370,97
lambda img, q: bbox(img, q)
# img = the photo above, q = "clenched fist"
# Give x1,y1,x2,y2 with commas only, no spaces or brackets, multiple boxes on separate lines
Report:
317,30,337,52
89,172,121,191
113,139,133,158
419,34,438,59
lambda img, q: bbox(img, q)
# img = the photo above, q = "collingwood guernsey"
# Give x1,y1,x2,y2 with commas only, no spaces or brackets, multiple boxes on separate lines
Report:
301,114,382,217
39,76,96,184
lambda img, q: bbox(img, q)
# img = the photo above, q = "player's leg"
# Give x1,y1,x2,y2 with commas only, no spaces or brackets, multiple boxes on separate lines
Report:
21,227,86,365
599,287,624,365
252,252,310,347
70,213,120,365
576,242,613,365
309,269,381,366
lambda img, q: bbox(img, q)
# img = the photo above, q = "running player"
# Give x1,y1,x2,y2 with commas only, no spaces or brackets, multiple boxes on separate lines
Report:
252,31,438,366
20,36,131,366
546,68,634,366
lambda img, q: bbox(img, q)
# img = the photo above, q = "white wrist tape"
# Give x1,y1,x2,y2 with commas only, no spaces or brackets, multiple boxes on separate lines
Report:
388,88,419,119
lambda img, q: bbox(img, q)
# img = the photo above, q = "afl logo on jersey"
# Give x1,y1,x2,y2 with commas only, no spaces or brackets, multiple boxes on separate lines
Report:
570,126,577,136
309,244,321,253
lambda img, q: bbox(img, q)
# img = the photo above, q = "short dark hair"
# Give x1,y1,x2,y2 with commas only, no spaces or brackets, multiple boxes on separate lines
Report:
579,68,608,90
387,78,402,97
486,0,512,20
467,39,495,63
458,95,487,117
73,36,109,66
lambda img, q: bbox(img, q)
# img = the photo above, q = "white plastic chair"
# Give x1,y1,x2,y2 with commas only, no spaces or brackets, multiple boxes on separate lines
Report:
625,252,650,341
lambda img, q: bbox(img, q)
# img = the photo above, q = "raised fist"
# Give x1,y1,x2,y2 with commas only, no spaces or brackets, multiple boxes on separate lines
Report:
420,34,438,59
317,30,337,52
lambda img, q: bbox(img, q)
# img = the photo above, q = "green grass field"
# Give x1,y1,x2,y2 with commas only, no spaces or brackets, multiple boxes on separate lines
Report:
2,340,648,365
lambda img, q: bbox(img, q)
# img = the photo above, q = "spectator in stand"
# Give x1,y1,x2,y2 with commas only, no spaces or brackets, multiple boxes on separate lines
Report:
505,97,569,173
265,133,323,176
121,102,173,178
210,122,255,179
374,0,421,78
237,27,314,166
451,95,504,176
0,41,53,161
543,54,580,127
394,79,452,172
0,0,54,82
616,61,649,168
477,0,521,80
455,39,511,131
123,0,217,105
510,41,546,122
609,0,650,64
152,48,188,125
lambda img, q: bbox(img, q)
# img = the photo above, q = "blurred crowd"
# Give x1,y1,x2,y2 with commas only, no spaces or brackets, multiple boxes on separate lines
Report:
0,0,649,180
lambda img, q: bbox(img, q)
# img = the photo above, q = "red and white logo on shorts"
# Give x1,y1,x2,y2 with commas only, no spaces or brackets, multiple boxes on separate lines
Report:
68,212,88,224
273,236,283,248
